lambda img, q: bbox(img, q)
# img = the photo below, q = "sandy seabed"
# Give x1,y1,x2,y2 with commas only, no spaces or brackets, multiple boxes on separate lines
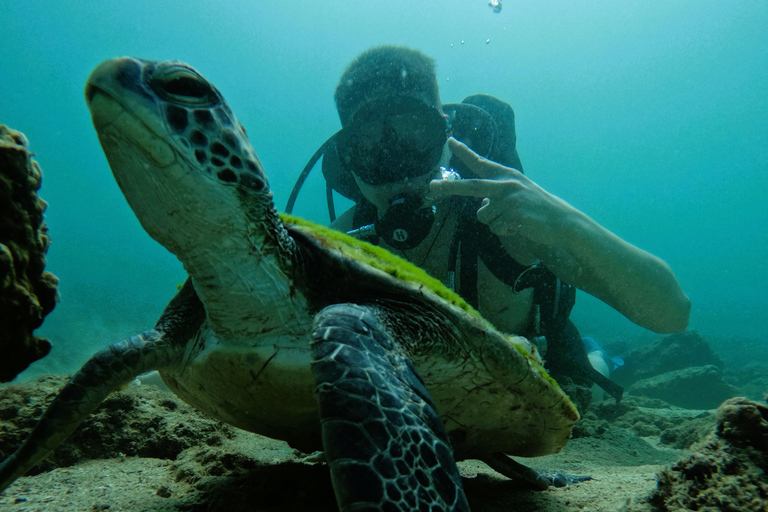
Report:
0,373,765,512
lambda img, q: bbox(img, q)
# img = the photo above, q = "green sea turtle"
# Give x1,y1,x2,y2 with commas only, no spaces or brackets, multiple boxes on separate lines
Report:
0,58,580,511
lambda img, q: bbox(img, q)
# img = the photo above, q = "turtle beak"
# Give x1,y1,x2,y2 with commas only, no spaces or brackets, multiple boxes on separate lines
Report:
85,57,176,168
85,57,139,106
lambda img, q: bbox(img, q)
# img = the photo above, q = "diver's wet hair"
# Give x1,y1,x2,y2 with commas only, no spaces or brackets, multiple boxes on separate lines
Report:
335,46,441,127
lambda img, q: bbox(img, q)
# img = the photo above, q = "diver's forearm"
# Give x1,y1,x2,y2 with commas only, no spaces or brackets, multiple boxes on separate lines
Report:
536,208,691,333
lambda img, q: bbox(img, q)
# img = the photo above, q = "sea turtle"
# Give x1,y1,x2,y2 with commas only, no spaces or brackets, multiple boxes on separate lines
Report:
0,58,580,511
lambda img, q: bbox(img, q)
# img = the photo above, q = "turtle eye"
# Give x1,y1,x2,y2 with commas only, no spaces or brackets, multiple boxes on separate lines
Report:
150,65,218,107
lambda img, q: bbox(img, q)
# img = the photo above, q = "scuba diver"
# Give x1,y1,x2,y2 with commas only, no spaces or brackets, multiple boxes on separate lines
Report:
287,45,691,402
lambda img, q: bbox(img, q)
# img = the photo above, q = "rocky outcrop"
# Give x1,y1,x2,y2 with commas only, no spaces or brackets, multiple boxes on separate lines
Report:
615,331,725,386
613,332,738,410
0,125,58,382
0,375,236,474
629,365,739,410
641,397,768,511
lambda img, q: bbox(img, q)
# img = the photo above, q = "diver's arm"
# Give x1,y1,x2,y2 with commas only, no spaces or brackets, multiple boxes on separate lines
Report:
505,207,691,333
431,138,690,333
329,207,356,232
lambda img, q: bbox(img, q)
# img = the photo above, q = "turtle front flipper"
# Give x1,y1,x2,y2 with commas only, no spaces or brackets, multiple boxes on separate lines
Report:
311,304,470,512
0,279,203,492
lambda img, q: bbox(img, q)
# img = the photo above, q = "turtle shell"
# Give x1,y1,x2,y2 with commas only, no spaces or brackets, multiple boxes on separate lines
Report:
283,214,579,459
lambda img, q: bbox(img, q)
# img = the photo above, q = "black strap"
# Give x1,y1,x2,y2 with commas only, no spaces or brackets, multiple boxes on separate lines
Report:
457,219,479,309
450,196,539,308
477,229,533,288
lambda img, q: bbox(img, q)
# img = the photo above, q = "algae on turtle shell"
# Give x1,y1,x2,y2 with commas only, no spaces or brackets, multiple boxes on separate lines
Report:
0,125,59,382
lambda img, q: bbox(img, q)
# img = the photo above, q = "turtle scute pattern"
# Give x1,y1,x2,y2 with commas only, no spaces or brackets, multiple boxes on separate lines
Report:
312,303,469,512
147,61,269,194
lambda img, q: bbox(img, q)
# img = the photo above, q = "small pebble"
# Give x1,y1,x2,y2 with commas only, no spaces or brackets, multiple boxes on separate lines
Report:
156,485,172,498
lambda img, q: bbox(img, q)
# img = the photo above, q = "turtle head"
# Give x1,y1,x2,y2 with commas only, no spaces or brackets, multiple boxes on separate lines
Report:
85,58,274,258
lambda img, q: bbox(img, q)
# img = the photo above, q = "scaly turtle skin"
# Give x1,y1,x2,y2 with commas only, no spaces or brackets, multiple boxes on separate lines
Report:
0,58,580,511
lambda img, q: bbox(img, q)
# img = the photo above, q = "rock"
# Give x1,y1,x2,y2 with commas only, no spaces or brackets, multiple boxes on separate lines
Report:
716,396,768,453
659,414,717,450
636,397,768,512
614,331,724,388
0,125,59,382
558,379,593,414
724,362,768,402
577,395,716,449
0,375,235,475
628,365,738,410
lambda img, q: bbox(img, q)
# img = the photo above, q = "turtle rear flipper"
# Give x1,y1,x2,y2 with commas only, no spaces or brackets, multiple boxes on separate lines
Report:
482,452,591,490
311,304,470,512
0,280,203,491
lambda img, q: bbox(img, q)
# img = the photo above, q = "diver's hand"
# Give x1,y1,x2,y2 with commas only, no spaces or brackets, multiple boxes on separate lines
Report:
430,137,576,247
431,139,691,334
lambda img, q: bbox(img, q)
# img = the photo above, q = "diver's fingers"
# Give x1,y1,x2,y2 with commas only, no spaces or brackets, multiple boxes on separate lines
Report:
448,137,524,180
430,173,526,198
477,198,502,224
430,178,499,198
478,199,520,235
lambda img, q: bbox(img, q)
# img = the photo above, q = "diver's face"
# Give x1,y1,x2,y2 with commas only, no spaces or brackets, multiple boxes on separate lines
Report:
353,165,441,215
338,94,448,209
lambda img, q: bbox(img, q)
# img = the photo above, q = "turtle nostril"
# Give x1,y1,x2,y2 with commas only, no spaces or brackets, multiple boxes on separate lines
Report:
85,84,98,103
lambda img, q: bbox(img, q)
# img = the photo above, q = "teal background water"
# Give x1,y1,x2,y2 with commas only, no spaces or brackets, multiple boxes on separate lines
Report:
1,1,766,378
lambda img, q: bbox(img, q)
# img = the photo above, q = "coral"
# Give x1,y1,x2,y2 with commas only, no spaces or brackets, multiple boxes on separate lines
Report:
644,397,768,511
0,125,58,382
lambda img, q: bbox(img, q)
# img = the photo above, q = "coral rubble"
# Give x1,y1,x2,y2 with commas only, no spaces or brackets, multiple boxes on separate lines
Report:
644,397,768,511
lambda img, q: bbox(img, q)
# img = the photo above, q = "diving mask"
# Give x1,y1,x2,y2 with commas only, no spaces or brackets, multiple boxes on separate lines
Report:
335,96,449,186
